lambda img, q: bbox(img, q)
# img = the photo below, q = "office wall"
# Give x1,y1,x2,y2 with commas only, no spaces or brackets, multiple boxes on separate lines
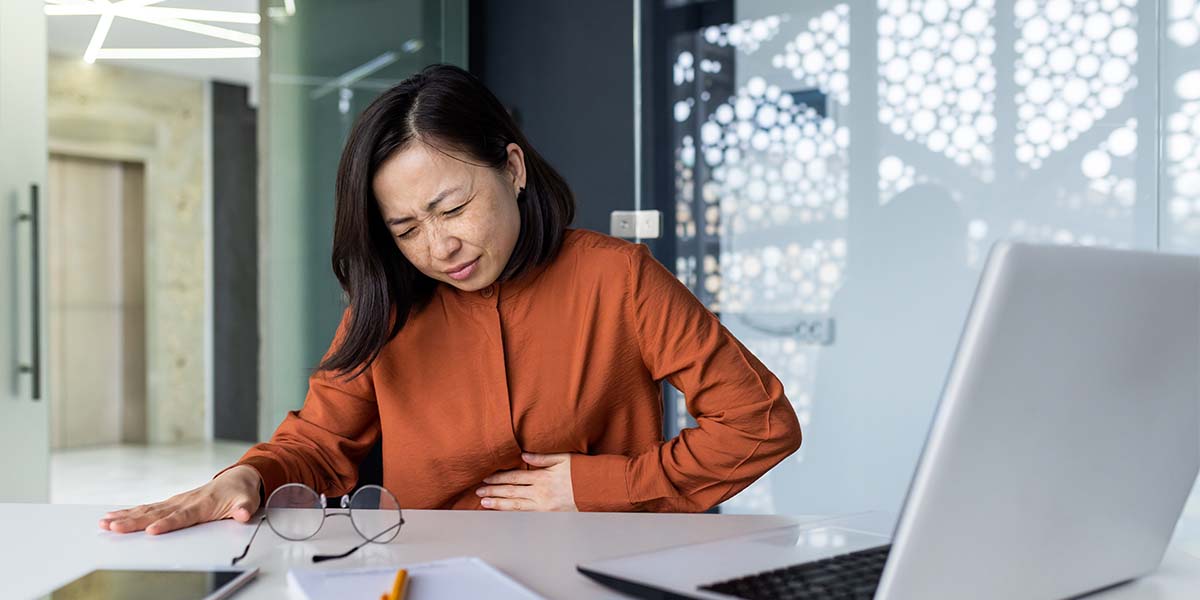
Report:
469,0,637,236
47,55,207,443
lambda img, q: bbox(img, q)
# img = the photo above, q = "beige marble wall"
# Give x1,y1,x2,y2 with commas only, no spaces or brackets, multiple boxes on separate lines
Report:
47,55,207,444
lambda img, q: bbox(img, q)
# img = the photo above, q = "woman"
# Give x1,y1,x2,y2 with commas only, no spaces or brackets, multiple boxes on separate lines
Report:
98,64,801,535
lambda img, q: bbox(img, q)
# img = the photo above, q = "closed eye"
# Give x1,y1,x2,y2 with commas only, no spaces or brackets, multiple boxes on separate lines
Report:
395,199,469,240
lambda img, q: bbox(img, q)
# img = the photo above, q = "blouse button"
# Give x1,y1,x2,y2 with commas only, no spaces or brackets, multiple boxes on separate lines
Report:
481,285,495,299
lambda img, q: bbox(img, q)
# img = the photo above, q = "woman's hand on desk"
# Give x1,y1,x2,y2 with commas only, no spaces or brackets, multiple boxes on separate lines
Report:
476,453,578,511
97,464,263,535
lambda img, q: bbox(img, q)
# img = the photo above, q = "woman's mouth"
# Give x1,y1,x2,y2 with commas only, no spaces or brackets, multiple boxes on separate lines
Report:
445,257,480,281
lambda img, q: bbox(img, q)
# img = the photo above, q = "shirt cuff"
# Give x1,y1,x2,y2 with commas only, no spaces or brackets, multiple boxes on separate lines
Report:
570,454,637,512
213,455,288,503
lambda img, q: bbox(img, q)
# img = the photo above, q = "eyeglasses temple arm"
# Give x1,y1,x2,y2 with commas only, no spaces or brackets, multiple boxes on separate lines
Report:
311,519,403,563
231,517,266,566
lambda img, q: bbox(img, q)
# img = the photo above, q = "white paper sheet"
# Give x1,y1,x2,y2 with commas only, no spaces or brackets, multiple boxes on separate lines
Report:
287,556,545,600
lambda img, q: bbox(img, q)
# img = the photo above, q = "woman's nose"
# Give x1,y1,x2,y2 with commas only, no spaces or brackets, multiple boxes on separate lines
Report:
428,229,462,261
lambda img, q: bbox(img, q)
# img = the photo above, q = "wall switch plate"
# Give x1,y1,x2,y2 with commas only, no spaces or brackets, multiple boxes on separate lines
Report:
610,210,662,239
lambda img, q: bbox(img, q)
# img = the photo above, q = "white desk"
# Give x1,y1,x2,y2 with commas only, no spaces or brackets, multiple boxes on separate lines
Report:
3,504,1199,599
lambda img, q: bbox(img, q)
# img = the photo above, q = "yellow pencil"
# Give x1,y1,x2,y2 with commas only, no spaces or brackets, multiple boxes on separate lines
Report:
388,568,408,600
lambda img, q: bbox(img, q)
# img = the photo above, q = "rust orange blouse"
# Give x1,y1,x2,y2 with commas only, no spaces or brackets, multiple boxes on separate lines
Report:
223,229,802,512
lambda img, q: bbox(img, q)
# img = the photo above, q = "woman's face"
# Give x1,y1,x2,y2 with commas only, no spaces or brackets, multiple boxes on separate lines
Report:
373,142,525,291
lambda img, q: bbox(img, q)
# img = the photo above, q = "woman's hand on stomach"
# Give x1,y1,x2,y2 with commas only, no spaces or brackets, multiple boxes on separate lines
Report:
476,452,578,511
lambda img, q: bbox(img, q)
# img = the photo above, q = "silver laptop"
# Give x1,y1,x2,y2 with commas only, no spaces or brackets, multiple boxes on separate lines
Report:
578,242,1200,600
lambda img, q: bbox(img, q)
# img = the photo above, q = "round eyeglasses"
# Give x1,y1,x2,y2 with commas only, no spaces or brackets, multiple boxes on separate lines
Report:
231,483,404,565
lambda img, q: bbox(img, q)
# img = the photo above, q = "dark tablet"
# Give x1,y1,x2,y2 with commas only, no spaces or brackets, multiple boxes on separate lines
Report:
38,567,258,600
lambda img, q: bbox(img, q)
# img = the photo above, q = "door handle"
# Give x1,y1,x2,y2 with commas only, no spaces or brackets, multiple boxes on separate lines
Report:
16,183,40,401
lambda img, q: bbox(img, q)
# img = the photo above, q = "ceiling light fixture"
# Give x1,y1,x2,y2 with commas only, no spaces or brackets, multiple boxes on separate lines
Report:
267,0,297,20
45,5,261,24
84,7,114,64
93,47,262,60
45,0,262,63
119,13,260,46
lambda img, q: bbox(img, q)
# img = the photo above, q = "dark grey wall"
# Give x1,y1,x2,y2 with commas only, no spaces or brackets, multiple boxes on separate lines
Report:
212,81,258,442
469,0,635,235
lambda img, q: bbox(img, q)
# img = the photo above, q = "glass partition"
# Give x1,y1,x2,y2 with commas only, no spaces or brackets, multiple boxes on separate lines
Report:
260,0,468,439
656,0,1193,519
1159,0,1200,555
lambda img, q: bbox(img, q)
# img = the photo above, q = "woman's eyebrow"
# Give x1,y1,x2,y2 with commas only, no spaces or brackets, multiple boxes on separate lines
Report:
387,186,462,226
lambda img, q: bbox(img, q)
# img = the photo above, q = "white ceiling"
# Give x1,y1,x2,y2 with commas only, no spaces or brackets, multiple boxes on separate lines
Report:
46,0,259,88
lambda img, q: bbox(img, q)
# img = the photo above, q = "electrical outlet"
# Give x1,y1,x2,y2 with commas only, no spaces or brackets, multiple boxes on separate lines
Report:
610,210,662,239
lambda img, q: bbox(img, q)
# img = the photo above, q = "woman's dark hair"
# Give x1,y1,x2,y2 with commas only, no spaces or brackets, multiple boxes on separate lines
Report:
319,64,575,378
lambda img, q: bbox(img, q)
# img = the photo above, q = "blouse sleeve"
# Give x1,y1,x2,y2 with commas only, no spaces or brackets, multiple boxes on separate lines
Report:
214,310,381,500
570,243,803,512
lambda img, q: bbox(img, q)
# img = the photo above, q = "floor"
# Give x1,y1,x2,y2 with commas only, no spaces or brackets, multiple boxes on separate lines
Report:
50,441,252,506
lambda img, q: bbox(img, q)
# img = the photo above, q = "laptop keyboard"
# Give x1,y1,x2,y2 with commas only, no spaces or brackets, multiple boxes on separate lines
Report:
698,544,892,599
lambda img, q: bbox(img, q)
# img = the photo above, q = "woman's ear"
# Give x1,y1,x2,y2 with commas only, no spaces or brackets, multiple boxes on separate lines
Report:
504,143,527,193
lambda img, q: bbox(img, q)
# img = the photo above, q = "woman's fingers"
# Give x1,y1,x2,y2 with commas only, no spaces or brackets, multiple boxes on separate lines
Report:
101,503,156,523
481,497,532,511
482,469,542,485
476,484,532,500
99,511,127,529
101,508,130,520
478,484,543,510
106,510,171,533
145,505,199,536
101,494,209,534
100,503,170,532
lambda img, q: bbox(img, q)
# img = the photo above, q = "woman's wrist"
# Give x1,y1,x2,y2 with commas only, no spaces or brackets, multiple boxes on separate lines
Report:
221,465,264,501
